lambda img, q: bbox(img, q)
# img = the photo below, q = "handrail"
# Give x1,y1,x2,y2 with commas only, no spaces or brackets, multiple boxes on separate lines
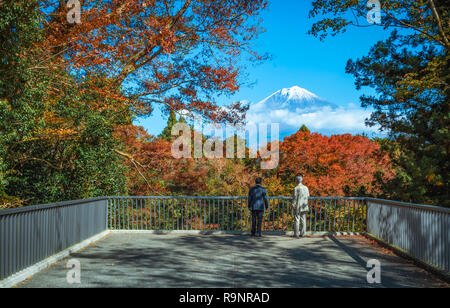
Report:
366,198,450,214
0,197,109,216
0,198,108,281
107,196,368,201
1,195,448,284
106,196,367,234
1,197,447,215
366,198,450,274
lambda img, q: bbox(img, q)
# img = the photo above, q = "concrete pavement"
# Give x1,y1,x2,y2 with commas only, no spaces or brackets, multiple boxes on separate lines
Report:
15,233,448,288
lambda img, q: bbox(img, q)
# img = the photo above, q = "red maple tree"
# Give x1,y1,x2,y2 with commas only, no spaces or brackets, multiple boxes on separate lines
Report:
280,130,394,197
39,0,268,124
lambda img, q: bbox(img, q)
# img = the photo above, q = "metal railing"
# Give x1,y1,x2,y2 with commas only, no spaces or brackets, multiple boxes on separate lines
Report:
107,197,367,233
0,198,108,281
366,198,450,274
2,196,449,284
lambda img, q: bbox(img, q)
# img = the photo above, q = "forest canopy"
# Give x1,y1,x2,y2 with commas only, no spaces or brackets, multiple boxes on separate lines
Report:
0,0,448,208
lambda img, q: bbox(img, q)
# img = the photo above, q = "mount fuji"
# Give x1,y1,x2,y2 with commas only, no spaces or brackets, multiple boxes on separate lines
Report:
246,86,378,137
249,86,337,114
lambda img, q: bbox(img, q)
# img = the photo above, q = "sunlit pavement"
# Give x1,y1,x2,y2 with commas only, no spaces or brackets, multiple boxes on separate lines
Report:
16,233,447,288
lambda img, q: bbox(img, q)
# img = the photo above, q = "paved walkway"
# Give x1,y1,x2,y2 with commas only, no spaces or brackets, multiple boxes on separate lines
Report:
16,233,447,288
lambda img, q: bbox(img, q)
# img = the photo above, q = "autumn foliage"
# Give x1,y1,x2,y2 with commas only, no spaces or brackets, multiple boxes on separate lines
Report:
1,1,398,207
116,123,394,198
39,0,268,123
114,124,259,196
279,131,394,197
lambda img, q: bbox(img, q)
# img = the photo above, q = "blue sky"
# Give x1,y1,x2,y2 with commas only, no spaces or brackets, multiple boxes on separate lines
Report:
135,0,391,137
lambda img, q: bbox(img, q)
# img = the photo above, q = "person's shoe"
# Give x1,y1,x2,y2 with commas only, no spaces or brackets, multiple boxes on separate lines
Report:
257,234,262,238
251,233,256,237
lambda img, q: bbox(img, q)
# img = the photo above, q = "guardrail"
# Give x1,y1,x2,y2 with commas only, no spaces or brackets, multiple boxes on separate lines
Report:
1,196,449,285
107,197,367,233
0,198,108,281
366,198,450,275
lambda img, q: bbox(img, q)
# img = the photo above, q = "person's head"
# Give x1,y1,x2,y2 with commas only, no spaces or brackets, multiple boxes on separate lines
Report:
296,175,303,184
255,177,263,185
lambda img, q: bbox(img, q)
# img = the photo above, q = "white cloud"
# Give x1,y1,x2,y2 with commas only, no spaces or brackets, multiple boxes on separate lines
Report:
246,104,381,136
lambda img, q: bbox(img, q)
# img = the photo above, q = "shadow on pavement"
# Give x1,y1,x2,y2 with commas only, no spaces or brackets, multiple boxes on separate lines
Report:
16,234,447,288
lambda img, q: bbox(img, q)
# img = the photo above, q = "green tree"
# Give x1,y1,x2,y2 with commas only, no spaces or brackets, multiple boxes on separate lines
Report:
159,110,179,141
0,73,129,204
0,0,46,202
299,125,310,133
0,1,129,205
309,0,449,207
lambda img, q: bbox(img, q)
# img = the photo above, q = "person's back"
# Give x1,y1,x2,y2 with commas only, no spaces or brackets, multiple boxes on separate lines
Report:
292,176,310,238
293,183,310,213
248,185,268,212
248,178,268,237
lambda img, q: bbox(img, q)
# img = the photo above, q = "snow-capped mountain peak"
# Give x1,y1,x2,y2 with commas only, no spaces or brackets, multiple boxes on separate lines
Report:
250,85,337,112
245,85,379,137
278,86,320,102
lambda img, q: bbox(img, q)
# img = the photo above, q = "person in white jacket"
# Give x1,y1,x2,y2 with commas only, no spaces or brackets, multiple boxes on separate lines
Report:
292,176,310,238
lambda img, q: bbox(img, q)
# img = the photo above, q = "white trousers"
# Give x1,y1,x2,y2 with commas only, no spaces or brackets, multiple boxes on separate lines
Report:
294,210,307,237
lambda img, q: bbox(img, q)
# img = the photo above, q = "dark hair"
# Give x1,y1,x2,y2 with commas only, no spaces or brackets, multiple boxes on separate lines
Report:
255,177,263,185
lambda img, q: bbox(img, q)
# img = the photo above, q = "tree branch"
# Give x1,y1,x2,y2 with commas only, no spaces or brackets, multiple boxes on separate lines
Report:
114,0,193,87
382,8,448,48
114,149,163,196
428,0,449,49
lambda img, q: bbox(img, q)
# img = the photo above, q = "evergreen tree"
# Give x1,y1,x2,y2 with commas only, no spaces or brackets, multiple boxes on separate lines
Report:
0,1,128,205
345,33,449,207
159,110,178,141
299,125,310,133
310,0,450,207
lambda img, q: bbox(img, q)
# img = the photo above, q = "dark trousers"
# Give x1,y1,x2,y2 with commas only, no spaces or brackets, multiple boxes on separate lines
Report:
251,210,264,236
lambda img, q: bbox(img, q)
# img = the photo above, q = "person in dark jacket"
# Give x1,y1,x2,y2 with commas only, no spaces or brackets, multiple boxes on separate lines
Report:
248,177,269,237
